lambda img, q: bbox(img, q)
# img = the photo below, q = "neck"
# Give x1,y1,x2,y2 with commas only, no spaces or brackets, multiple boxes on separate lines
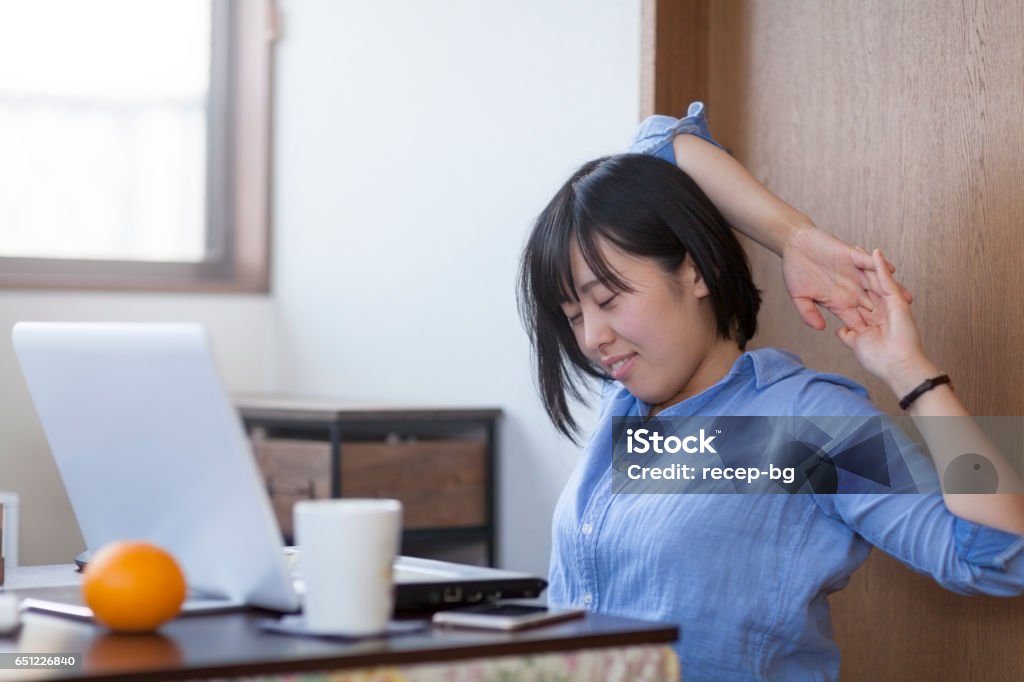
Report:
649,340,743,416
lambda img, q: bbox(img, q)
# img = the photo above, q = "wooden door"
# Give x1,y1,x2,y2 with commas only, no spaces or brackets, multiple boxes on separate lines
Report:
645,0,1024,677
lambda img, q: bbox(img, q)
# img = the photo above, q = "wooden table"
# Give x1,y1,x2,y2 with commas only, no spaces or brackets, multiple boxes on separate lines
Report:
0,566,679,681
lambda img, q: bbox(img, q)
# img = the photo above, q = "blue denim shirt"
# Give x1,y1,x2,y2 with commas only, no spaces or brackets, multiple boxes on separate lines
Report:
547,109,1024,681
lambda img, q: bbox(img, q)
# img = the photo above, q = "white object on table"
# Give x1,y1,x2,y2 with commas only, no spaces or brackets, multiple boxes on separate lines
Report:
0,491,18,569
294,498,402,636
0,594,19,635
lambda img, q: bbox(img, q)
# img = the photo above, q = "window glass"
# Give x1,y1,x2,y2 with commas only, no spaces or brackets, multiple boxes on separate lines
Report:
0,0,211,263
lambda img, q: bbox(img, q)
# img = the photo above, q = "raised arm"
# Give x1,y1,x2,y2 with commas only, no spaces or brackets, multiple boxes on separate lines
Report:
670,134,912,332
671,134,807,255
630,103,912,331
837,249,1024,534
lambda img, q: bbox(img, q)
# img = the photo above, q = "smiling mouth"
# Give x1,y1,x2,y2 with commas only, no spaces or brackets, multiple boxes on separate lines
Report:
605,353,638,380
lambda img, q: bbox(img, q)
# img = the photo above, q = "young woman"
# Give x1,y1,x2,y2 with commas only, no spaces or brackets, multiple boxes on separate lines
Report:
517,107,1024,681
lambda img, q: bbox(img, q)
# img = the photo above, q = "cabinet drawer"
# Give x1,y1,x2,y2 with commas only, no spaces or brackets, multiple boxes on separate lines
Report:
252,438,486,538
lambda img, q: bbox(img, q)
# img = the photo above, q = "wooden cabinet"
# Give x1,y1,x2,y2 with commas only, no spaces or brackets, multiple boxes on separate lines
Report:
252,437,486,537
235,396,500,566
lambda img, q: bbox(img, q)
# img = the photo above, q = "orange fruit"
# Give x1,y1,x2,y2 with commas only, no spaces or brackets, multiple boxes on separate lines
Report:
82,540,187,633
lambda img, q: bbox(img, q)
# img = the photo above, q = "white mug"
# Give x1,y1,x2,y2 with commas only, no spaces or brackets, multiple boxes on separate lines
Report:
294,498,403,635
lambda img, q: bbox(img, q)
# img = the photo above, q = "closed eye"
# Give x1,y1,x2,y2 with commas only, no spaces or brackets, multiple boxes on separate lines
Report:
598,294,618,309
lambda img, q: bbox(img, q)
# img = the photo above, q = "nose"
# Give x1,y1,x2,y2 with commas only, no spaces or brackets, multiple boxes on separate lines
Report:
581,313,614,354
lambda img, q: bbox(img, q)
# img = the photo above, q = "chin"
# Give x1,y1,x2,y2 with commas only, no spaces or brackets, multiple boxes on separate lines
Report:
629,384,669,405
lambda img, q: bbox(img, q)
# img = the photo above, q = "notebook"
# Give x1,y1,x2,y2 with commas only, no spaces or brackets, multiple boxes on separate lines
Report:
12,321,545,617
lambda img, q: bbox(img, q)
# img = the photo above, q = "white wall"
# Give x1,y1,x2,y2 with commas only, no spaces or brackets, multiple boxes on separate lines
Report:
271,0,641,575
0,0,641,576
0,293,273,564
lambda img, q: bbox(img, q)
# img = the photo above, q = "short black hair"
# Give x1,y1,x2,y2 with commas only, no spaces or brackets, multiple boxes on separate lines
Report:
517,153,761,441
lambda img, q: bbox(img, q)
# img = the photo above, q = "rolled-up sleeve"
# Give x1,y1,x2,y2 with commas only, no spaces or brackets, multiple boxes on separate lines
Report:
627,101,725,165
820,489,1024,596
795,375,1024,596
954,517,1024,571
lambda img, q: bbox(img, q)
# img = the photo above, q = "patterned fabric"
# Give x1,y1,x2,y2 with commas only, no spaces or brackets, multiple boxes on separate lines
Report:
207,644,678,682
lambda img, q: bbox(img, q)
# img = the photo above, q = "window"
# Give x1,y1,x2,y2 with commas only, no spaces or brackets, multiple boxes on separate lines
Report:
0,0,276,292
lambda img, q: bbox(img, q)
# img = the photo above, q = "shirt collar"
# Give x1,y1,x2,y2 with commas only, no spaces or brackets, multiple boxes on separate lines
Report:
631,348,807,417
739,347,806,390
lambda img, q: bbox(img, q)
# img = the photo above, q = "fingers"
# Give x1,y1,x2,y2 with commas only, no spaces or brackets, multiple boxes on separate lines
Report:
834,303,869,332
856,288,875,312
864,265,883,297
872,249,915,311
856,269,872,292
835,326,856,350
849,246,874,270
853,243,901,293
875,250,912,302
850,246,893,307
872,249,900,297
900,283,913,304
794,297,827,330
880,250,896,273
865,290,887,322
868,245,897,273
857,247,913,304
844,246,876,312
862,259,906,315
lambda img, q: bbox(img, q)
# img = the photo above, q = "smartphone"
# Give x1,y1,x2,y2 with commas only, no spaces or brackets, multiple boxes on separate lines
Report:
432,602,585,631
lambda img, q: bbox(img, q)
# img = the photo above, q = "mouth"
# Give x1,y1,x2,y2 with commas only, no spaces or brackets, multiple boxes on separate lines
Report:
603,353,638,380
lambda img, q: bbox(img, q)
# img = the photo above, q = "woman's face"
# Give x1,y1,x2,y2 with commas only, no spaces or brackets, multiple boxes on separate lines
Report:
560,238,740,413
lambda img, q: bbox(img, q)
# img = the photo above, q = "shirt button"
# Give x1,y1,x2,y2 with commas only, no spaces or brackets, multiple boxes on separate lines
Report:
582,592,593,604
581,522,593,535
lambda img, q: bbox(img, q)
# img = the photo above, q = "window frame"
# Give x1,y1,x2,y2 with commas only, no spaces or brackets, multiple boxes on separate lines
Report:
0,0,276,293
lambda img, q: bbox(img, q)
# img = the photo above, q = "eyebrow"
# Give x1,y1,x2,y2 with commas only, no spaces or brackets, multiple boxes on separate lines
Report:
560,278,603,306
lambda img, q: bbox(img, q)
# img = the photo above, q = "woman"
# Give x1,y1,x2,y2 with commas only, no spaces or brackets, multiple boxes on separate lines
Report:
517,108,1024,681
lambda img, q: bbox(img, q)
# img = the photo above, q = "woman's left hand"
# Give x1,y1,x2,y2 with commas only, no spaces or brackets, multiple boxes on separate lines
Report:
834,249,928,384
782,227,912,332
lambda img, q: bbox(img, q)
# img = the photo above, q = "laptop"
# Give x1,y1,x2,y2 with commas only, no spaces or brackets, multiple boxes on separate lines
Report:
12,321,546,617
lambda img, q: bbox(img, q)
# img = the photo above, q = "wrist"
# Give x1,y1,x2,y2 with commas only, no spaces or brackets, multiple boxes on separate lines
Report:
777,217,818,258
883,356,942,398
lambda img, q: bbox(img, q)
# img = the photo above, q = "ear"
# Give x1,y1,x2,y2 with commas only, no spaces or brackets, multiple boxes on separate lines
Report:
679,256,710,300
